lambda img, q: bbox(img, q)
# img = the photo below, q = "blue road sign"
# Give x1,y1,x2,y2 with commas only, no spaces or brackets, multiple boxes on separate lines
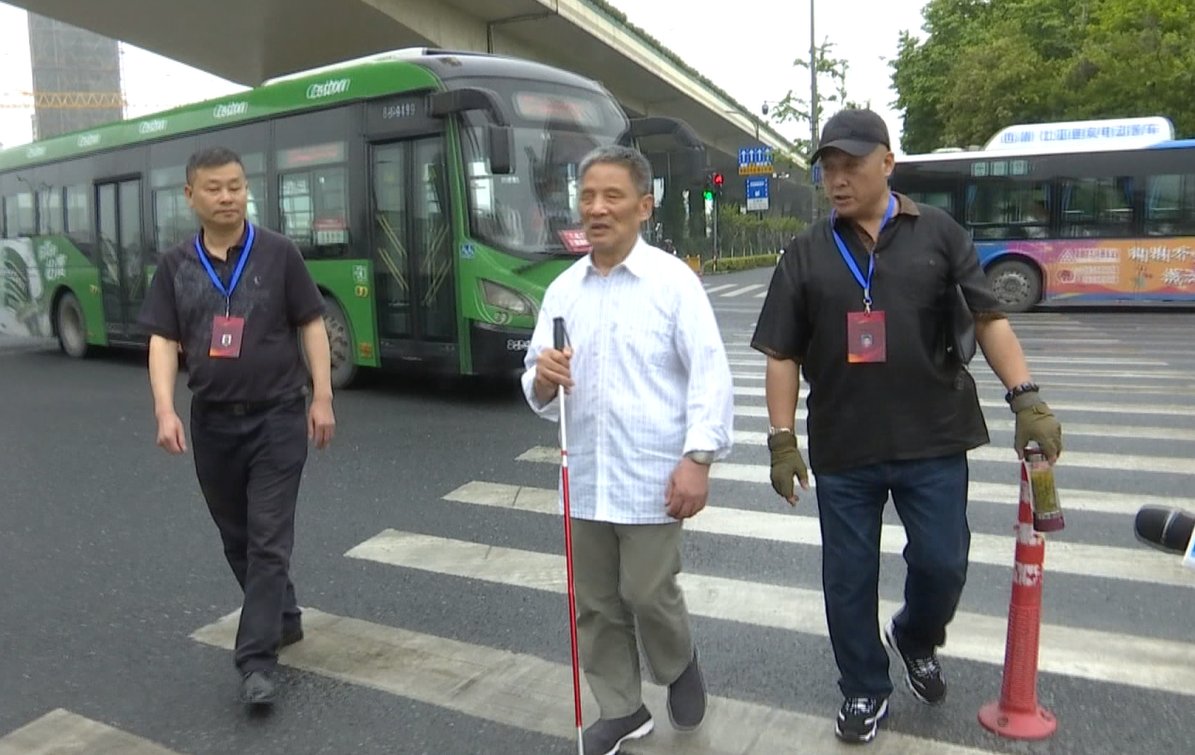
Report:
738,146,774,176
745,176,769,211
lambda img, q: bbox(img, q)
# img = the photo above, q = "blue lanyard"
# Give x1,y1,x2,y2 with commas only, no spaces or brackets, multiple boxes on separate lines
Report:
194,223,255,315
830,194,896,311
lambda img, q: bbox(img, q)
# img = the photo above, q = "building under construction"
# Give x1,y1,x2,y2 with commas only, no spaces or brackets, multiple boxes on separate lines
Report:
26,13,123,140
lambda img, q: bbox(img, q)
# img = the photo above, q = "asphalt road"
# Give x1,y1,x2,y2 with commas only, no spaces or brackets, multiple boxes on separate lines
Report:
1,266,1192,754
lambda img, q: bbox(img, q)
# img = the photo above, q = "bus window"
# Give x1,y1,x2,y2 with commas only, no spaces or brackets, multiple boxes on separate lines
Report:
37,188,64,235
246,174,265,226
151,165,189,252
241,152,266,227
462,125,599,255
964,179,1050,239
5,192,35,236
1060,176,1134,238
905,190,953,215
278,142,349,258
1145,174,1195,236
64,184,91,242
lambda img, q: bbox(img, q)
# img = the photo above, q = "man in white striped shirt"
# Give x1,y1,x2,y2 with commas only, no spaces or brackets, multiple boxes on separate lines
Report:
523,145,734,755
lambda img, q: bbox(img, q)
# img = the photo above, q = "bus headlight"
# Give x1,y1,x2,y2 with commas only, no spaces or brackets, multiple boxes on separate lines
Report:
481,280,535,316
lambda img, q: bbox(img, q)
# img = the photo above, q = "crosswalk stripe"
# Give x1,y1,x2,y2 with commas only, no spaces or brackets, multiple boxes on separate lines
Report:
0,709,178,755
731,385,1195,416
720,284,768,298
519,443,1195,516
729,431,1193,475
348,525,1195,697
732,404,1195,442
730,372,1195,394
725,360,1195,381
191,608,994,755
703,283,738,294
971,380,1195,395
464,472,1194,590
754,289,769,298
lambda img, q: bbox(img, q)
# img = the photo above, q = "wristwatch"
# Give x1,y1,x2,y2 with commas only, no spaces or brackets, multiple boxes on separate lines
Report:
685,450,715,465
1004,382,1040,404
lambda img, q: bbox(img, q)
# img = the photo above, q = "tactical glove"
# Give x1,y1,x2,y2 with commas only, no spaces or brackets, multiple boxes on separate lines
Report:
767,431,809,501
1011,392,1063,461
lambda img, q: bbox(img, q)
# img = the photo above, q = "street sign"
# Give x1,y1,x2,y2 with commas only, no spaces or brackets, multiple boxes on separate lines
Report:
738,146,773,176
745,176,769,212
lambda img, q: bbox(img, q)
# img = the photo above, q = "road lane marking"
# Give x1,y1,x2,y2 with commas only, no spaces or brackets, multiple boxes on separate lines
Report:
191,608,995,755
0,710,179,755
513,453,1194,586
349,524,1195,696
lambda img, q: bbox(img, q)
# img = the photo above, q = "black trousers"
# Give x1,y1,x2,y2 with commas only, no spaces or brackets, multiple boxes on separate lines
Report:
191,394,308,674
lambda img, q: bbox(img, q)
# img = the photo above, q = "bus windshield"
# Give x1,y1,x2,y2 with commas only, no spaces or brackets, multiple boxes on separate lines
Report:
459,85,628,257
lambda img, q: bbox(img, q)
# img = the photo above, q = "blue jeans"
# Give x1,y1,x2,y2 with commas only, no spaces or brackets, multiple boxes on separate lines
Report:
815,453,971,698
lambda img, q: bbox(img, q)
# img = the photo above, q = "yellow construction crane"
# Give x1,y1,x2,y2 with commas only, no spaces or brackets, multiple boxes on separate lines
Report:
0,91,126,110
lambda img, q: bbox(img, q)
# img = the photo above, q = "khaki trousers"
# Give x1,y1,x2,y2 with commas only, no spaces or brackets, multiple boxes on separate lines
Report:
571,518,694,719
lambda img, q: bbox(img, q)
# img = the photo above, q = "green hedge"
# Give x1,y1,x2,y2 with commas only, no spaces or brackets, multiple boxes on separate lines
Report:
702,254,778,273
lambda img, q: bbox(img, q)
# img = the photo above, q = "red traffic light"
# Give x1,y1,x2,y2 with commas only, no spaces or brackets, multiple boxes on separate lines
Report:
712,172,724,187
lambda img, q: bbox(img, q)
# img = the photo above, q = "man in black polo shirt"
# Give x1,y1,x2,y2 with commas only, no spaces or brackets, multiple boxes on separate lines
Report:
139,146,335,706
752,109,1062,745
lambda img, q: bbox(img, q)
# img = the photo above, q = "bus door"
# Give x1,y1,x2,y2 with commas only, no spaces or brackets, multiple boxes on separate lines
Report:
365,97,457,366
95,177,144,338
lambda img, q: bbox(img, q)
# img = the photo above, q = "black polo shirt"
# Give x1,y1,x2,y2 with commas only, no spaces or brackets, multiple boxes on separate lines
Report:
138,223,324,403
752,193,1005,475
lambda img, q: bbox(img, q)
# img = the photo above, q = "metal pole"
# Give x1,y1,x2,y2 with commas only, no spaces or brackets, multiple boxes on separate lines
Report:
809,0,820,222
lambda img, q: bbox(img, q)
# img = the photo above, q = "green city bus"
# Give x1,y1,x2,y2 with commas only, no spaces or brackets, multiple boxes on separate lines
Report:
0,49,703,386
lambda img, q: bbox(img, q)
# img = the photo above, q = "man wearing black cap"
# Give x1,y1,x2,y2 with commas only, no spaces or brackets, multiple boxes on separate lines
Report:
751,109,1063,744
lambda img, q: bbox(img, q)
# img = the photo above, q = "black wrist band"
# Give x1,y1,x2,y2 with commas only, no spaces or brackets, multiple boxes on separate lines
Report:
1004,381,1039,404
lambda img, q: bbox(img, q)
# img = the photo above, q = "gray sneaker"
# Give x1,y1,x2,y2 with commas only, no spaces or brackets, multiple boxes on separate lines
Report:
667,650,707,731
582,705,653,755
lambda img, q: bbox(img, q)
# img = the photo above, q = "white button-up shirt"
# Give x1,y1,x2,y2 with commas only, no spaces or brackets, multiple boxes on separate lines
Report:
522,237,734,524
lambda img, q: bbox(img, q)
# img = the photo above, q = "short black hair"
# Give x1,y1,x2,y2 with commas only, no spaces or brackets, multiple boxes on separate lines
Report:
579,145,653,196
186,146,244,185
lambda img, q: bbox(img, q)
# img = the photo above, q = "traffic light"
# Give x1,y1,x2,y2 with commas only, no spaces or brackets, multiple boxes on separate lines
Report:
703,171,724,201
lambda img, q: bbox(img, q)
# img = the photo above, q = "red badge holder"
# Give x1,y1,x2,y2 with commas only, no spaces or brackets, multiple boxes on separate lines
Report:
847,310,887,363
209,315,245,358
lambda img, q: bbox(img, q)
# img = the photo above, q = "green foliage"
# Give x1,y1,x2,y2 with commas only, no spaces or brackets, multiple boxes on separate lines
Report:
891,0,1195,153
767,40,861,160
703,254,779,274
716,207,805,258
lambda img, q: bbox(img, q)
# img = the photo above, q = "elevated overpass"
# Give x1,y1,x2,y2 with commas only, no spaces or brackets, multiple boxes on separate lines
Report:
9,0,810,217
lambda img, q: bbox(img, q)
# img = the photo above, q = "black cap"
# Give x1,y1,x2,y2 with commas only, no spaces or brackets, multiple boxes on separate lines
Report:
812,109,890,163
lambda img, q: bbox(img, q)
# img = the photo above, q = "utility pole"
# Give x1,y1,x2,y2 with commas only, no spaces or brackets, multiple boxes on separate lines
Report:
808,0,820,222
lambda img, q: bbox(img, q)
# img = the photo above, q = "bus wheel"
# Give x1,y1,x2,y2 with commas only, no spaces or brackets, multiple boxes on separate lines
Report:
986,260,1041,313
55,292,90,359
323,295,358,389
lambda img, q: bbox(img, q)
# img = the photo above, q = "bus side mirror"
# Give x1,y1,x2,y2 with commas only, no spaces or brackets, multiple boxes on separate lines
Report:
429,88,514,175
488,124,513,176
626,116,706,181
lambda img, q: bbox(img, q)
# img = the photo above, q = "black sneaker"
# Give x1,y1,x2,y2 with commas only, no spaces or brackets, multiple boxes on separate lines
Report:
835,696,888,744
240,670,277,706
885,620,946,705
667,650,706,731
582,705,653,755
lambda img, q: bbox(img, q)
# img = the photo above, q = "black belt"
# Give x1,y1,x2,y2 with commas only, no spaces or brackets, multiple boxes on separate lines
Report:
193,392,305,416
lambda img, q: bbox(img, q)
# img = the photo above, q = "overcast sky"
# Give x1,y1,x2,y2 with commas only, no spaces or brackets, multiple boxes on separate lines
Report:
0,0,930,153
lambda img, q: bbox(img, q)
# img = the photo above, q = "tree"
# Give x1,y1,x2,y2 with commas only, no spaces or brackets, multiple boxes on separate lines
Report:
890,0,1195,153
768,39,862,161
